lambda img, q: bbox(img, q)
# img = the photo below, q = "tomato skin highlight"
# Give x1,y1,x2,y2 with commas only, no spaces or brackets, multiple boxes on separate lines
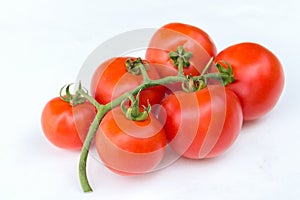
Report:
146,22,217,78
215,42,285,120
158,85,243,159
41,97,96,150
96,107,167,175
90,57,165,107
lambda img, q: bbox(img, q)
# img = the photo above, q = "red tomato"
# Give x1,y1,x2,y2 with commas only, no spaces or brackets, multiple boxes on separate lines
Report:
215,42,285,120
96,107,166,175
145,22,217,78
91,57,165,106
41,97,96,150
158,85,243,159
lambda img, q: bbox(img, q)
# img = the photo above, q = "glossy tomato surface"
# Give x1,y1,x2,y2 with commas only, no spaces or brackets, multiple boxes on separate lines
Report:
146,22,217,78
215,42,285,120
91,57,165,106
41,97,96,150
158,85,243,159
96,107,167,175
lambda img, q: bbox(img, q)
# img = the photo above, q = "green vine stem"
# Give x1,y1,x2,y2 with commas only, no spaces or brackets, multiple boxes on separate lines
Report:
78,109,105,192
60,83,88,106
76,51,235,193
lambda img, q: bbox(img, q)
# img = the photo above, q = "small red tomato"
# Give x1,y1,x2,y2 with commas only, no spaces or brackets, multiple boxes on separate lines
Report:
215,42,285,120
91,57,165,107
41,97,96,150
146,22,217,78
96,107,166,175
158,85,243,159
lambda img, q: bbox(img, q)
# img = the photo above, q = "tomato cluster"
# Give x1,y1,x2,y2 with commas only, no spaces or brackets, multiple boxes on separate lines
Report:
41,22,284,191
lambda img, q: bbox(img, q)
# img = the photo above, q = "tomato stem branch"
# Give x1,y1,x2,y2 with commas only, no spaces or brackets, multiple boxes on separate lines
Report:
78,105,108,192
78,87,101,109
201,57,214,76
177,58,184,76
137,63,151,83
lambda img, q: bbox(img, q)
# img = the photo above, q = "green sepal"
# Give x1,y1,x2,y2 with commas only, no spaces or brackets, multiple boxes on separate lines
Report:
125,57,149,75
59,82,87,106
215,61,236,86
182,75,207,93
169,46,192,68
120,90,151,121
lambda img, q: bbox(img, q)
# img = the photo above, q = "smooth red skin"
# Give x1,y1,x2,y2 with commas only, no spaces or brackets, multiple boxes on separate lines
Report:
41,97,96,150
96,107,167,175
162,22,217,57
145,22,217,78
158,85,243,159
91,57,165,106
215,42,285,120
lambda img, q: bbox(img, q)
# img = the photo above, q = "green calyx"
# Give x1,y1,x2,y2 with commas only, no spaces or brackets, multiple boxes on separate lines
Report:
125,57,149,75
215,61,236,86
169,46,192,68
59,83,87,106
182,75,206,93
121,90,151,121
180,58,236,92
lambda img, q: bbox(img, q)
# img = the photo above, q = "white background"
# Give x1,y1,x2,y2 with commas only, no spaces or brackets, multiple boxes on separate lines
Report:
1,0,300,199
